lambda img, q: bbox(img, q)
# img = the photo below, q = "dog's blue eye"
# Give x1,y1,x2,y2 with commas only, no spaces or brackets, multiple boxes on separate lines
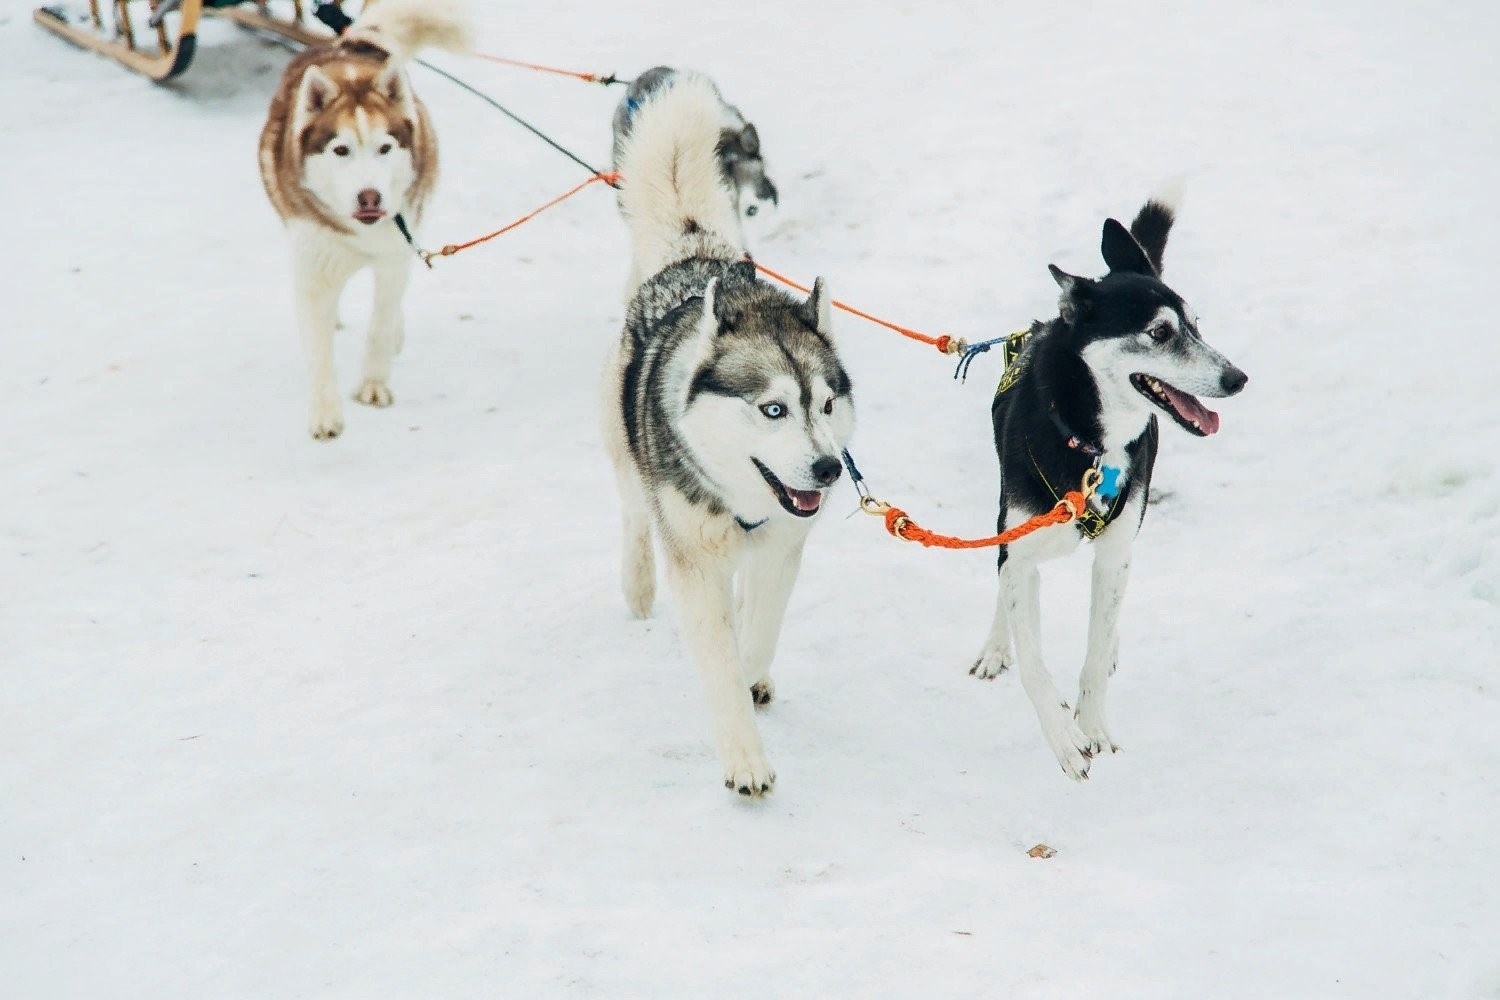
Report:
746,205,759,217
760,402,785,419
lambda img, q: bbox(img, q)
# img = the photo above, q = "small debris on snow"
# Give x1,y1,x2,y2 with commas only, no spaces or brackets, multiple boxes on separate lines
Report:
1027,844,1057,859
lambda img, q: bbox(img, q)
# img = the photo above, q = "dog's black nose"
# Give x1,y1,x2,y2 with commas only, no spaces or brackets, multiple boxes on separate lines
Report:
356,188,382,211
1221,366,1248,395
811,456,842,487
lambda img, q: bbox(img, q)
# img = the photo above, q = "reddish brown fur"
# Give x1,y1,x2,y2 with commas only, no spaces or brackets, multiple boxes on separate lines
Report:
258,41,438,234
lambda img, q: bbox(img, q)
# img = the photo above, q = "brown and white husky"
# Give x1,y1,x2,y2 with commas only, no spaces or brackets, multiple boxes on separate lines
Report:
258,0,471,439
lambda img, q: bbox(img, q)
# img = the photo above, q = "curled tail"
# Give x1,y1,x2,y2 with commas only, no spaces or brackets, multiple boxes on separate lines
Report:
344,0,473,63
616,73,743,278
1129,179,1183,276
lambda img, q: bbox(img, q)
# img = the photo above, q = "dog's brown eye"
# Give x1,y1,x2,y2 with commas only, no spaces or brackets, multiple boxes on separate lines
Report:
378,143,392,155
823,398,833,415
1149,323,1173,342
332,144,350,157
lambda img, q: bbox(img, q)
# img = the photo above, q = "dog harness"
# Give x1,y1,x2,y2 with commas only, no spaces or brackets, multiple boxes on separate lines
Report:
997,328,1127,539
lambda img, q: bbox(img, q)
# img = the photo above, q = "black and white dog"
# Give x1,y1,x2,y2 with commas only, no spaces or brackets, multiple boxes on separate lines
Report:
969,194,1248,780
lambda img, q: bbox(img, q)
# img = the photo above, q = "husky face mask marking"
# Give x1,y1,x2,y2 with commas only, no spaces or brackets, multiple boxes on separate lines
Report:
722,124,779,224
680,277,853,521
1052,218,1248,438
294,63,418,227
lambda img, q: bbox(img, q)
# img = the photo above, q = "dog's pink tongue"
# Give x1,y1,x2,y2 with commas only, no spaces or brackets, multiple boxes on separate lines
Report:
785,487,823,513
1162,384,1221,435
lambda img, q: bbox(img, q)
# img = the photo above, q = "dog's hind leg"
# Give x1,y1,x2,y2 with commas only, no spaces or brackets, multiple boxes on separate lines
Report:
1003,555,1095,781
355,256,411,408
971,548,1015,679
1075,534,1132,755
736,531,806,706
600,339,656,617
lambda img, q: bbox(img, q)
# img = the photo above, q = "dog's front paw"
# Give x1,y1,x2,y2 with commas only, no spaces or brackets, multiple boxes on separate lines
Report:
721,747,776,797
970,648,1011,679
1040,709,1095,781
353,379,393,407
1074,700,1120,756
750,678,775,707
308,399,344,440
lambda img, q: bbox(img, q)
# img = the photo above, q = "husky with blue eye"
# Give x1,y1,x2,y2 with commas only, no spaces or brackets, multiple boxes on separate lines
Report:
969,193,1248,781
600,73,853,798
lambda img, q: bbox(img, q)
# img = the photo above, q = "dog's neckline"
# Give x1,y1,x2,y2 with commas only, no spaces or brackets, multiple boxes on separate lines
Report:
735,516,768,532
1047,402,1104,458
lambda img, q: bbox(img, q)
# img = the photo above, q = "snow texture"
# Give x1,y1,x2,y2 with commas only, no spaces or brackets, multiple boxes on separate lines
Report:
3,1,1498,996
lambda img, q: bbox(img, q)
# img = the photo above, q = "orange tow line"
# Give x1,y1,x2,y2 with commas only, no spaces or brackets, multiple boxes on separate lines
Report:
419,172,621,268
750,262,969,358
851,458,1104,551
469,52,625,87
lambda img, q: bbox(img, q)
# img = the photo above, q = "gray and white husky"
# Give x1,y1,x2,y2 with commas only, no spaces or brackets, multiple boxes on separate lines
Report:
601,74,853,797
612,67,778,253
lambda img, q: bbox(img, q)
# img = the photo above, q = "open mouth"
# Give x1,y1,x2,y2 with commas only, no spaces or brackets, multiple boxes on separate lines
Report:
1131,373,1221,436
352,209,386,225
752,459,823,517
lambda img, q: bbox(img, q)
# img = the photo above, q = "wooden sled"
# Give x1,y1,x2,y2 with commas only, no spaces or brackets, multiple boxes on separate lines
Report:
33,1,345,82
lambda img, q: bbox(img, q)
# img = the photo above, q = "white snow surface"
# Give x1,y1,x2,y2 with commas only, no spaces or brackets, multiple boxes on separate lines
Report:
4,2,1499,996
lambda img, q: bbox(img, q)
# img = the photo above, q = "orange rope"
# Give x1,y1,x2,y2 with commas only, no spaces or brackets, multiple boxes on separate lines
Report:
420,172,620,267
880,492,1089,549
469,52,617,85
861,468,1102,550
750,261,966,357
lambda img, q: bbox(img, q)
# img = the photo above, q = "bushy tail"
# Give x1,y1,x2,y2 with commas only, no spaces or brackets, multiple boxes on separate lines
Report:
345,0,474,62
616,73,743,277
1130,178,1183,276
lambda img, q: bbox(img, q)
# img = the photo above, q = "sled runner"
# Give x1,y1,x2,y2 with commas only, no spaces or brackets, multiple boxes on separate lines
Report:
33,1,348,82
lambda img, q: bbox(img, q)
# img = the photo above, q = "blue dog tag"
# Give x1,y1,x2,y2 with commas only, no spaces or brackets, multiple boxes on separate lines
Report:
1098,465,1123,501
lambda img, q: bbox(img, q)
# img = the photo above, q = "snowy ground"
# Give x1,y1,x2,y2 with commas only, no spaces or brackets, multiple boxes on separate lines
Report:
4,1,1498,996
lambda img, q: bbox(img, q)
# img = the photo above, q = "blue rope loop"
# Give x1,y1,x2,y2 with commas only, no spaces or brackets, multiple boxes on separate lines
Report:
953,335,1008,382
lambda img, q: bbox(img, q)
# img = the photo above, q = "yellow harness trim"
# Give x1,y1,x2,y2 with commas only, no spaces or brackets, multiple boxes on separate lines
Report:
1025,443,1123,540
994,327,1034,397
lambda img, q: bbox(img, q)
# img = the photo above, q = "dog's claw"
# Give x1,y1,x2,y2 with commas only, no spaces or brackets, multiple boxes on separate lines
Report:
750,679,775,706
353,378,393,407
969,650,1010,679
721,749,776,798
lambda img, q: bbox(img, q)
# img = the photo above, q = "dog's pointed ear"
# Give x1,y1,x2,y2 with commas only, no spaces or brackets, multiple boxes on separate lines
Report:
739,123,761,157
374,63,413,112
295,65,337,123
1049,265,1094,323
800,276,833,336
1101,218,1157,276
711,276,742,329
